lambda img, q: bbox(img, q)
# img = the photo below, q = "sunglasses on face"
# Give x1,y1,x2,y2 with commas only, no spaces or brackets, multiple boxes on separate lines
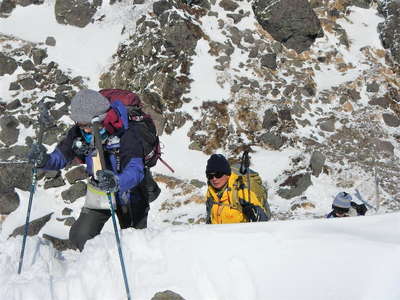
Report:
206,172,225,180
333,207,349,215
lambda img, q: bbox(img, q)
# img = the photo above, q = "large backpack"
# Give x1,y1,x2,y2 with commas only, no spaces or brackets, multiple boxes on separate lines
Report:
99,88,174,173
230,164,272,220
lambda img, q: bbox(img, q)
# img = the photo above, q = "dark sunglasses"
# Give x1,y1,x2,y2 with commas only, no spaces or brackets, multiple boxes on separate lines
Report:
333,206,349,215
206,172,225,180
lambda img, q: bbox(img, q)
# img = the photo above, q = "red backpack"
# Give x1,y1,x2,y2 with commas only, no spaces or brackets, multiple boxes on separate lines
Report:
99,88,174,173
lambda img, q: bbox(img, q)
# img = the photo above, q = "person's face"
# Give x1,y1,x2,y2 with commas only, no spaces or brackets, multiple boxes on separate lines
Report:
334,211,348,217
207,172,230,189
77,123,93,133
334,208,349,218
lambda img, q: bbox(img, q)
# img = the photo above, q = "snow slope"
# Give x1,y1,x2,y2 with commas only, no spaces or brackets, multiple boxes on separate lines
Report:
1,213,399,300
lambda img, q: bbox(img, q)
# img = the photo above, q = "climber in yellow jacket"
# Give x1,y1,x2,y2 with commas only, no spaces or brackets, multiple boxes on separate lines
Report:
205,154,269,224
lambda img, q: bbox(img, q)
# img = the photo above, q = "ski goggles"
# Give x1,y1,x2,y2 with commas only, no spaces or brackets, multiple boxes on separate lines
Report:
206,172,226,180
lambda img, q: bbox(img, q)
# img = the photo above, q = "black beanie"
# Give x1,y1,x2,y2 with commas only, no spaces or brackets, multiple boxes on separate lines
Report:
206,154,231,175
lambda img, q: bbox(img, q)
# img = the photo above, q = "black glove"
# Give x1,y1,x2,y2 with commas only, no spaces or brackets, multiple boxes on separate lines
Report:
95,170,119,193
351,202,367,216
239,199,268,222
72,138,94,157
27,143,49,168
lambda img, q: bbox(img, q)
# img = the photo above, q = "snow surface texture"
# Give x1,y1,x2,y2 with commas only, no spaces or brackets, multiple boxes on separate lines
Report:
1,213,400,300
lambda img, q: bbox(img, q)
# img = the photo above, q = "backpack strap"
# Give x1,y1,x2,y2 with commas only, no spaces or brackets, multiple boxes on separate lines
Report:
207,186,242,211
231,176,247,207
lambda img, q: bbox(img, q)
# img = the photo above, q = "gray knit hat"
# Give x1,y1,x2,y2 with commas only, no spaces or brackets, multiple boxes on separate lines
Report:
333,192,352,209
70,89,110,124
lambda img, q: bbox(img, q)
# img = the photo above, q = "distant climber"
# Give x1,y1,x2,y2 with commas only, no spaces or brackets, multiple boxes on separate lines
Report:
326,192,368,218
205,154,271,224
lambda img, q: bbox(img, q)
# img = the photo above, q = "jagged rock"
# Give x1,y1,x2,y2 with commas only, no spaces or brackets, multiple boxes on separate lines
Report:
278,173,312,199
278,109,292,121
382,113,400,127
62,207,73,215
189,179,206,188
45,36,56,46
50,104,69,121
163,18,202,56
71,76,84,85
310,151,325,177
366,81,379,93
153,0,173,16
9,213,53,238
63,217,75,226
42,234,77,251
17,115,33,128
262,109,279,130
370,138,394,156
260,132,285,149
0,163,31,193
301,84,316,97
291,201,315,210
9,81,20,90
260,53,277,70
219,0,239,12
65,166,88,184
151,290,186,300
21,59,35,71
252,0,323,53
0,145,29,161
227,13,245,24
0,115,20,146
61,181,87,203
346,89,361,101
54,0,101,28
16,0,43,7
377,0,400,64
6,99,22,110
0,191,19,214
44,175,66,189
54,70,70,85
351,0,372,8
0,53,18,76
31,48,47,65
101,6,201,122
0,0,16,15
319,118,335,132
19,76,37,90
368,96,391,109
42,126,64,146
41,170,60,180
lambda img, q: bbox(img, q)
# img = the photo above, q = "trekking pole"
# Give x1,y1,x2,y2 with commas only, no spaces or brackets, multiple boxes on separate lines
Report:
354,189,377,211
240,150,252,207
374,167,380,212
18,96,54,274
92,121,132,300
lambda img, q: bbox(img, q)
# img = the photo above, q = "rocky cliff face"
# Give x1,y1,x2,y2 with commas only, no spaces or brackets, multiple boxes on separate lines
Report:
1,0,400,228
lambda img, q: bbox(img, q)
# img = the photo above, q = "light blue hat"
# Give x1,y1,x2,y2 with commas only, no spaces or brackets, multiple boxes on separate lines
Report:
333,192,352,208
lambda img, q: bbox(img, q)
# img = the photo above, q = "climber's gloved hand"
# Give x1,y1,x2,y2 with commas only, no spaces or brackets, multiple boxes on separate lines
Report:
27,143,49,168
95,170,119,193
